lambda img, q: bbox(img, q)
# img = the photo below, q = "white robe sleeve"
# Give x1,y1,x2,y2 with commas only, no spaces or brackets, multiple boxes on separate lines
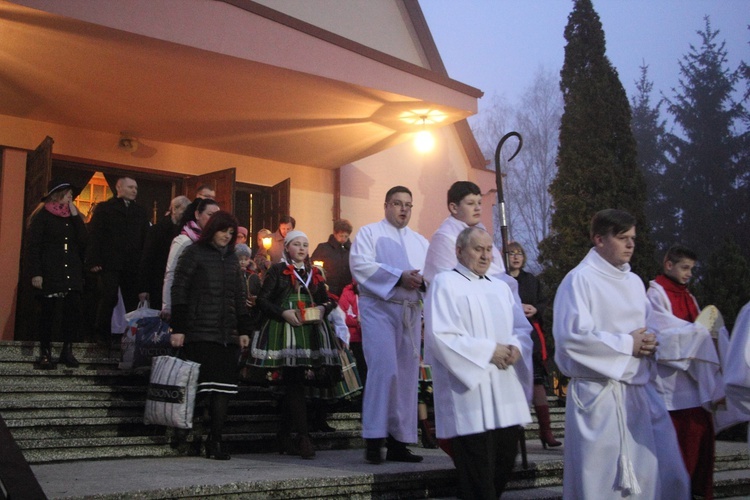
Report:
724,302,750,417
349,225,401,300
553,273,637,381
423,231,456,285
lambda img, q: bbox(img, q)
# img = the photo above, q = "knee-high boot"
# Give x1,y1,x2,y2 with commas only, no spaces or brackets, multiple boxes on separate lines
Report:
535,405,561,448
287,386,315,459
59,342,80,368
206,393,231,460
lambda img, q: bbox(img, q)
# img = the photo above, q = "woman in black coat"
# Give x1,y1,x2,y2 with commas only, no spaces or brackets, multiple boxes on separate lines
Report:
27,180,87,369
170,211,252,460
507,241,561,448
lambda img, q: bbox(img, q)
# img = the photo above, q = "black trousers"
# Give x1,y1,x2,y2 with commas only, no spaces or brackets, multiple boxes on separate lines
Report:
93,269,139,336
452,426,521,499
37,292,82,348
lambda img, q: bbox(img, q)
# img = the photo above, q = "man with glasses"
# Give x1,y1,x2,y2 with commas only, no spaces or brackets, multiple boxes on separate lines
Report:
350,186,429,464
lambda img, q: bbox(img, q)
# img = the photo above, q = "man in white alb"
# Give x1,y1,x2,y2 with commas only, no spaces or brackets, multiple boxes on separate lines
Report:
425,226,533,499
349,186,429,464
553,209,689,499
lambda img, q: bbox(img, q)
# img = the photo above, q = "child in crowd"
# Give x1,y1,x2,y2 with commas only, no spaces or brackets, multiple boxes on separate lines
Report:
235,244,261,307
647,244,723,500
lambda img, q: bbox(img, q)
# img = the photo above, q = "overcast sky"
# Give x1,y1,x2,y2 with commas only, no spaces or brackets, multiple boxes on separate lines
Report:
421,0,749,123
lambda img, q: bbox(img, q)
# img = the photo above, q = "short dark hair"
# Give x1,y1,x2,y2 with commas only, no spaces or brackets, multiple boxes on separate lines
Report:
278,215,296,228
333,219,353,233
447,181,481,207
178,197,219,228
385,186,412,203
590,209,636,241
197,211,239,250
664,244,698,265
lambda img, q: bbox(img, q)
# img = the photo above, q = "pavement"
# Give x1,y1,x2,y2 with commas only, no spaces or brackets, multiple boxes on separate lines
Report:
31,441,567,499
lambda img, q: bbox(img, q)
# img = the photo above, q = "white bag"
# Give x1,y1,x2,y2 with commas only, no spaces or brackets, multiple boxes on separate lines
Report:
119,301,160,369
144,355,200,429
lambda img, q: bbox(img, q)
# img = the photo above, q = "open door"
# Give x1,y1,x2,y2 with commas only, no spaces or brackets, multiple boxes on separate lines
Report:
15,136,54,340
184,168,235,214
267,178,290,228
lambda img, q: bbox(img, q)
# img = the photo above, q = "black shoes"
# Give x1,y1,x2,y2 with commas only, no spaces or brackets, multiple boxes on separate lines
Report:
206,436,230,460
37,347,55,370
58,343,80,368
385,436,423,463
365,438,385,464
297,434,316,459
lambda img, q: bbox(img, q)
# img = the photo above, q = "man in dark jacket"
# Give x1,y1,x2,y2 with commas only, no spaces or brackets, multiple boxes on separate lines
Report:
311,219,353,298
85,177,150,341
138,195,191,307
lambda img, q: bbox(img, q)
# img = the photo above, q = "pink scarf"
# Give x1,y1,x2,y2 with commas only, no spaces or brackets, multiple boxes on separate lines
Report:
44,201,71,218
181,220,202,242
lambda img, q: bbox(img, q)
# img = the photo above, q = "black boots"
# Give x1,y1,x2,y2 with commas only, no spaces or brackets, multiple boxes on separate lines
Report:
365,438,385,464
206,435,230,460
385,436,423,463
58,343,80,368
37,345,55,370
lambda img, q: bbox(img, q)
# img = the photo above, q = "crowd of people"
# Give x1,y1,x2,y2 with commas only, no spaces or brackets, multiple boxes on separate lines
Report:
25,175,750,499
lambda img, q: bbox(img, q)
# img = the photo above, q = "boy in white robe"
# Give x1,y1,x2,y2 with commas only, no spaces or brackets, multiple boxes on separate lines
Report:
349,186,429,464
425,226,533,499
553,209,689,499
646,244,722,499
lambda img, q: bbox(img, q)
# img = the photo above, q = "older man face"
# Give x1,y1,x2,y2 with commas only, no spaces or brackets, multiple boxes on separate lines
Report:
457,229,493,276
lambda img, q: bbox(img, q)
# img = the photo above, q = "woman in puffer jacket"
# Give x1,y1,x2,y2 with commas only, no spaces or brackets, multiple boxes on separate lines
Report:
170,211,252,460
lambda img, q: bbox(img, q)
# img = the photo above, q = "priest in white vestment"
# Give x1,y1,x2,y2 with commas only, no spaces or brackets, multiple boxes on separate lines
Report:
425,226,532,499
553,209,689,499
723,301,750,453
349,186,429,464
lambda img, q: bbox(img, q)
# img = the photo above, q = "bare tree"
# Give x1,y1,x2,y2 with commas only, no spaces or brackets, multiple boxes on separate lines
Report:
472,67,562,273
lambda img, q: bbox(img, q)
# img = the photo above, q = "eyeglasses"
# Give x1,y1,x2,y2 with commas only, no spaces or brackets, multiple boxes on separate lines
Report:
508,251,524,256
388,201,413,210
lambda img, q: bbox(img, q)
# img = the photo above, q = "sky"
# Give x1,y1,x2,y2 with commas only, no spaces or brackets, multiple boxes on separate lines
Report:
420,0,749,124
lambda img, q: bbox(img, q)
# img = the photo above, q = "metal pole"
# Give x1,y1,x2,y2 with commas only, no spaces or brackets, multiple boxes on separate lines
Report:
493,132,523,273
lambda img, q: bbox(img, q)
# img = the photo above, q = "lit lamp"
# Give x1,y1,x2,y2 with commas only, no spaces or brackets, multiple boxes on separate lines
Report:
261,236,272,261
414,116,435,154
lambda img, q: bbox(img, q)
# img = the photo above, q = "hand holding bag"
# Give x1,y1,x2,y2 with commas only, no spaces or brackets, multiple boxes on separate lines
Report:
144,354,200,429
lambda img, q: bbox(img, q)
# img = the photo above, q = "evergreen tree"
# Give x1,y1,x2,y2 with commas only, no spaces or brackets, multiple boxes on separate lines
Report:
694,237,750,331
539,0,655,293
662,18,747,262
631,64,674,259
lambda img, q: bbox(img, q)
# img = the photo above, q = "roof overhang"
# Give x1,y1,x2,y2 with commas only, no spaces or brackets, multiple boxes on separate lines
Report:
0,0,482,169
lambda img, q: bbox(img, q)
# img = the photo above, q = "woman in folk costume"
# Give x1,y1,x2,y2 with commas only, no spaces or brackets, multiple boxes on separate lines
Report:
26,179,87,369
247,230,341,459
170,211,252,460
507,241,561,448
161,197,220,320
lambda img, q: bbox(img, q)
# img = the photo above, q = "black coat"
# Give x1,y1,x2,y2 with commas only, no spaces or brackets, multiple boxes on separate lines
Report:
171,242,252,345
256,262,334,323
85,197,149,272
310,235,352,297
138,215,181,303
515,269,546,323
26,210,87,295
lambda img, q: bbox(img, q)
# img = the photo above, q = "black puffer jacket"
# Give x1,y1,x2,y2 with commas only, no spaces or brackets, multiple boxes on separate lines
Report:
26,209,87,295
310,234,351,297
257,262,334,323
171,242,252,345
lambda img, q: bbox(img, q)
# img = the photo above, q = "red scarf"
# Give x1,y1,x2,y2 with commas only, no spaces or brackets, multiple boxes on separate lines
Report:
44,201,71,218
655,274,699,322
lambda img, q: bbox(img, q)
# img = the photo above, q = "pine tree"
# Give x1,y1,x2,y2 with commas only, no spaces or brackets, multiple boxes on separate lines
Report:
631,64,674,259
662,17,747,262
539,0,655,293
694,237,750,331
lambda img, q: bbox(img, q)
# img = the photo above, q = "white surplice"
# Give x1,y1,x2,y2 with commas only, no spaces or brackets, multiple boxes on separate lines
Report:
349,218,428,442
723,302,750,418
424,264,532,439
553,248,689,499
646,281,723,411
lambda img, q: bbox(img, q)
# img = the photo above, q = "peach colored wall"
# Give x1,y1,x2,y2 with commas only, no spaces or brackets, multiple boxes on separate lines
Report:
252,0,427,67
0,149,27,340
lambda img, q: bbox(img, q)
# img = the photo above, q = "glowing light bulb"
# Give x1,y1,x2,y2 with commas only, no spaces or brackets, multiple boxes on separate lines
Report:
414,129,435,153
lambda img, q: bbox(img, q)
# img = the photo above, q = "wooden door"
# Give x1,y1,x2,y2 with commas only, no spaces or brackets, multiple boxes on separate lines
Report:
15,136,54,340
184,168,235,214
268,178,290,228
